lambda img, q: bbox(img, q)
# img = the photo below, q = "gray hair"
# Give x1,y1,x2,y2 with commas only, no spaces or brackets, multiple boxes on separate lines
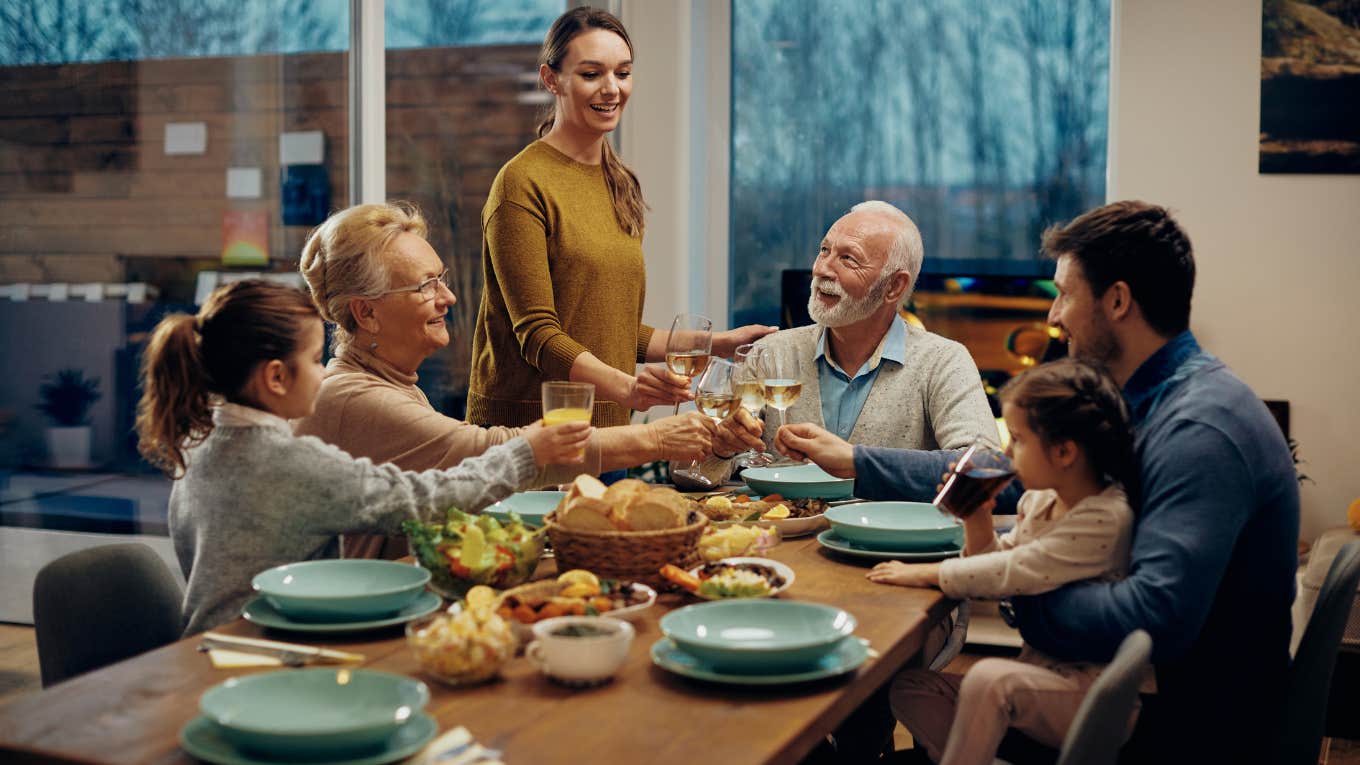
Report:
298,202,427,355
850,200,924,303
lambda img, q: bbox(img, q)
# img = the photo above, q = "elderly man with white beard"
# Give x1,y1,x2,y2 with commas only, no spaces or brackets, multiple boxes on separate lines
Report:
704,200,998,481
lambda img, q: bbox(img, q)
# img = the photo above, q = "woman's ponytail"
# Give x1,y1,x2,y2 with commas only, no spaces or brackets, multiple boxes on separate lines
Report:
135,313,213,477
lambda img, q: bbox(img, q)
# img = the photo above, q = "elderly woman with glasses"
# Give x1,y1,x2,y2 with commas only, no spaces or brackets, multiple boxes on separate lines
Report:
295,203,716,559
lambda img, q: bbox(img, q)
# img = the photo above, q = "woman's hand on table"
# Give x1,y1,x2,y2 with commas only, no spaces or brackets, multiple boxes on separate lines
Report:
647,411,717,462
629,364,693,410
774,423,856,478
522,420,593,466
711,324,779,357
866,561,942,588
714,409,765,458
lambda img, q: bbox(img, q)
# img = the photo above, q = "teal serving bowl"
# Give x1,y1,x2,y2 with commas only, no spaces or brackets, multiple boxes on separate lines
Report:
199,669,429,760
741,464,855,500
659,600,856,674
824,502,963,551
252,559,430,622
484,490,563,527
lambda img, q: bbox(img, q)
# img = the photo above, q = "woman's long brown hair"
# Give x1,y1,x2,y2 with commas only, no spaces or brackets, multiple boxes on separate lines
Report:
999,357,1140,507
537,6,647,238
135,280,318,477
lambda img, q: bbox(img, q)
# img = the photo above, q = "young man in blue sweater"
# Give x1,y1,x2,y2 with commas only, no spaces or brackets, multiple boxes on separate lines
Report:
778,201,1299,763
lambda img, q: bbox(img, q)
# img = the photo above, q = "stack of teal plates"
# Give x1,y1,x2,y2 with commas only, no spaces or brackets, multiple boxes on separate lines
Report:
181,669,437,765
243,559,441,634
818,502,964,561
651,600,867,685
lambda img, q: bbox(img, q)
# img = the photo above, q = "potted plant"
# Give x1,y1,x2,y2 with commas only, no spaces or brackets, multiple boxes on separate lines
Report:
36,369,101,468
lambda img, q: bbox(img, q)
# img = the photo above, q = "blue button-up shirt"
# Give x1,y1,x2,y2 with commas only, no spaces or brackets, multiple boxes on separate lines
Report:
815,316,907,440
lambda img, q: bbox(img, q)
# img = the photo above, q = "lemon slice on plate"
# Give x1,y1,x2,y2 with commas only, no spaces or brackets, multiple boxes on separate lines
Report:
557,569,600,589
761,503,791,520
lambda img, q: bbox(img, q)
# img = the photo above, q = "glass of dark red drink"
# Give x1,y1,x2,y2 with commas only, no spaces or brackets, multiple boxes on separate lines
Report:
933,440,1015,519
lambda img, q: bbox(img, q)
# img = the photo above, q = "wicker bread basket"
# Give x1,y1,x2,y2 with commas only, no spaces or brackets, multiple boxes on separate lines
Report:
543,509,708,590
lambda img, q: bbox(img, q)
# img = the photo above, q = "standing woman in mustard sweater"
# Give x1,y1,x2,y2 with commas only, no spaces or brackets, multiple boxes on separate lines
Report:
468,6,774,431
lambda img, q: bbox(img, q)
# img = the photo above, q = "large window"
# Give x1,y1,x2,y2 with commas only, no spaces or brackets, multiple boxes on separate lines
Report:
384,0,561,416
730,0,1110,327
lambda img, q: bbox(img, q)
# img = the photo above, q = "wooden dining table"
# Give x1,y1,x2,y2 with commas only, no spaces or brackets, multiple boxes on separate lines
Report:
0,533,954,765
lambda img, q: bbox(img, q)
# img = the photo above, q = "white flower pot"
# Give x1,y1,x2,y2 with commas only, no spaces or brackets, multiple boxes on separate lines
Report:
45,426,92,469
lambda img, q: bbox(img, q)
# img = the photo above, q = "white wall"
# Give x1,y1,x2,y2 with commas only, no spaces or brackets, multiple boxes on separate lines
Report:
1111,0,1360,542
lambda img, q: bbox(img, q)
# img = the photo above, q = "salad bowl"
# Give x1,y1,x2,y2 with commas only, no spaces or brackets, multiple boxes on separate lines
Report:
251,559,429,622
405,508,545,598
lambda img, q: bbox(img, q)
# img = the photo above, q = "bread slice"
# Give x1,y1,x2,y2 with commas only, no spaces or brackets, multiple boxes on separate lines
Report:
565,474,607,504
625,488,688,531
602,478,649,508
557,496,617,531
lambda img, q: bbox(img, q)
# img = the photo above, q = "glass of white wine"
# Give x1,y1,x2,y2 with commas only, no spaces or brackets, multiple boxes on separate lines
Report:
541,381,594,462
664,313,713,414
760,349,802,465
673,358,737,487
733,343,774,468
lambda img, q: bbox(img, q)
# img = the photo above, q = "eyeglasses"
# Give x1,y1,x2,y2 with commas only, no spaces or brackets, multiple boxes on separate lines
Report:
375,268,451,301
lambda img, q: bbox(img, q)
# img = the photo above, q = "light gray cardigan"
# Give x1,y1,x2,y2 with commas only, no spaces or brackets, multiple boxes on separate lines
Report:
698,321,999,479
170,404,537,636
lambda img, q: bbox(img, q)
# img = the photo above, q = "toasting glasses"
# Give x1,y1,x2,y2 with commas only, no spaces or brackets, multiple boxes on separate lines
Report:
759,349,802,466
732,343,775,468
664,313,713,414
671,357,738,488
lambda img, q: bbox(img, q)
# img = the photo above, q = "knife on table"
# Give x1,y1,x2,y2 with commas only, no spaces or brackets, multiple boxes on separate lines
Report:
198,632,365,666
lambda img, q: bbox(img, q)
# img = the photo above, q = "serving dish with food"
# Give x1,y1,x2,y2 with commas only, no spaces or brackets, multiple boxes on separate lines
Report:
694,492,832,538
403,507,545,598
660,557,795,600
493,569,656,626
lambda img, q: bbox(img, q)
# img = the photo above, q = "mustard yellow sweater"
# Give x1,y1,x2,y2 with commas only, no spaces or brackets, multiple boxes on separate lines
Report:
468,140,653,428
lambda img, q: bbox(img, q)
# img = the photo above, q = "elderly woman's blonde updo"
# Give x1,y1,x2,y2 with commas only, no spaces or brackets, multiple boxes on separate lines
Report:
298,202,428,355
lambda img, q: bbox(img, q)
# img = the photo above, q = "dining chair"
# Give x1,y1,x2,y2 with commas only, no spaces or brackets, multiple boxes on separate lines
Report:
32,542,184,687
1052,629,1152,765
928,600,971,671
1271,540,1360,765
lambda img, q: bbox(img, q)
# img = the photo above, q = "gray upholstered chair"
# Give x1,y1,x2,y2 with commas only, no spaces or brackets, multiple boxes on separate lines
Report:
1052,629,1152,765
33,542,183,687
1271,540,1360,765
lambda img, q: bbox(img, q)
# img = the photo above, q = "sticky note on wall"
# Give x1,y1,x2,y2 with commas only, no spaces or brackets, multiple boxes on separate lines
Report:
165,122,207,155
279,131,324,165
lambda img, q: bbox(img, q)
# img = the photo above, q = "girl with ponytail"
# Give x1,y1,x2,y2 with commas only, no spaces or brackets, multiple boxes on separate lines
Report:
135,280,590,636
468,6,774,440
870,358,1144,765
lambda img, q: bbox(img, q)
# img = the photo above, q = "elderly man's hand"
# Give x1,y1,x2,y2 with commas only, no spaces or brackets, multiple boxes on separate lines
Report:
774,423,856,478
711,324,778,357
713,408,764,457
647,411,716,462
629,364,693,410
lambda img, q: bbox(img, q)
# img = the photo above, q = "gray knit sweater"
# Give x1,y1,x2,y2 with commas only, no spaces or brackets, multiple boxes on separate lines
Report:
170,404,537,636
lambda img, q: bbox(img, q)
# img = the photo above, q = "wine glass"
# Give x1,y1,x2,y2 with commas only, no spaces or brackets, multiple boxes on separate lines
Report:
671,358,737,489
732,343,774,468
759,349,803,466
932,439,1015,520
664,313,713,414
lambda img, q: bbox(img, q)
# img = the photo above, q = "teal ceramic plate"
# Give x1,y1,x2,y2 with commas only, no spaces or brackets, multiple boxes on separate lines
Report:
816,530,962,561
485,490,564,527
739,464,855,500
823,502,963,551
242,590,441,634
659,600,856,674
180,713,436,765
252,559,430,622
650,636,867,685
199,669,429,759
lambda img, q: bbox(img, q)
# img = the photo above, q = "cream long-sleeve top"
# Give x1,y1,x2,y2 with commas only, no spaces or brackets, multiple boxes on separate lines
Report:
940,484,1151,689
170,403,537,636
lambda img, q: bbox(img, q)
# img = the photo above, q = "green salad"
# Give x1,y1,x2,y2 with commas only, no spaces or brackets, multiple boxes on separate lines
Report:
403,507,544,596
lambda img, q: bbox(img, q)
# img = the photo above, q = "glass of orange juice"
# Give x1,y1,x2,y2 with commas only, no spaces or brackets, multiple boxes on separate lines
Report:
541,382,594,461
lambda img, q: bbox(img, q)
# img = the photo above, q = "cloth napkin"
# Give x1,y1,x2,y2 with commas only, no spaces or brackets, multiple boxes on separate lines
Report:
411,726,504,765
206,649,283,669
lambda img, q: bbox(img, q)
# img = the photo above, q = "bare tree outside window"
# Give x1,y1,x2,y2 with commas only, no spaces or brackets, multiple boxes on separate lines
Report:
731,0,1110,327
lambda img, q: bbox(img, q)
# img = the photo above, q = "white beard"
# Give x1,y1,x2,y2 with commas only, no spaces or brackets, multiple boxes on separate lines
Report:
807,276,888,328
